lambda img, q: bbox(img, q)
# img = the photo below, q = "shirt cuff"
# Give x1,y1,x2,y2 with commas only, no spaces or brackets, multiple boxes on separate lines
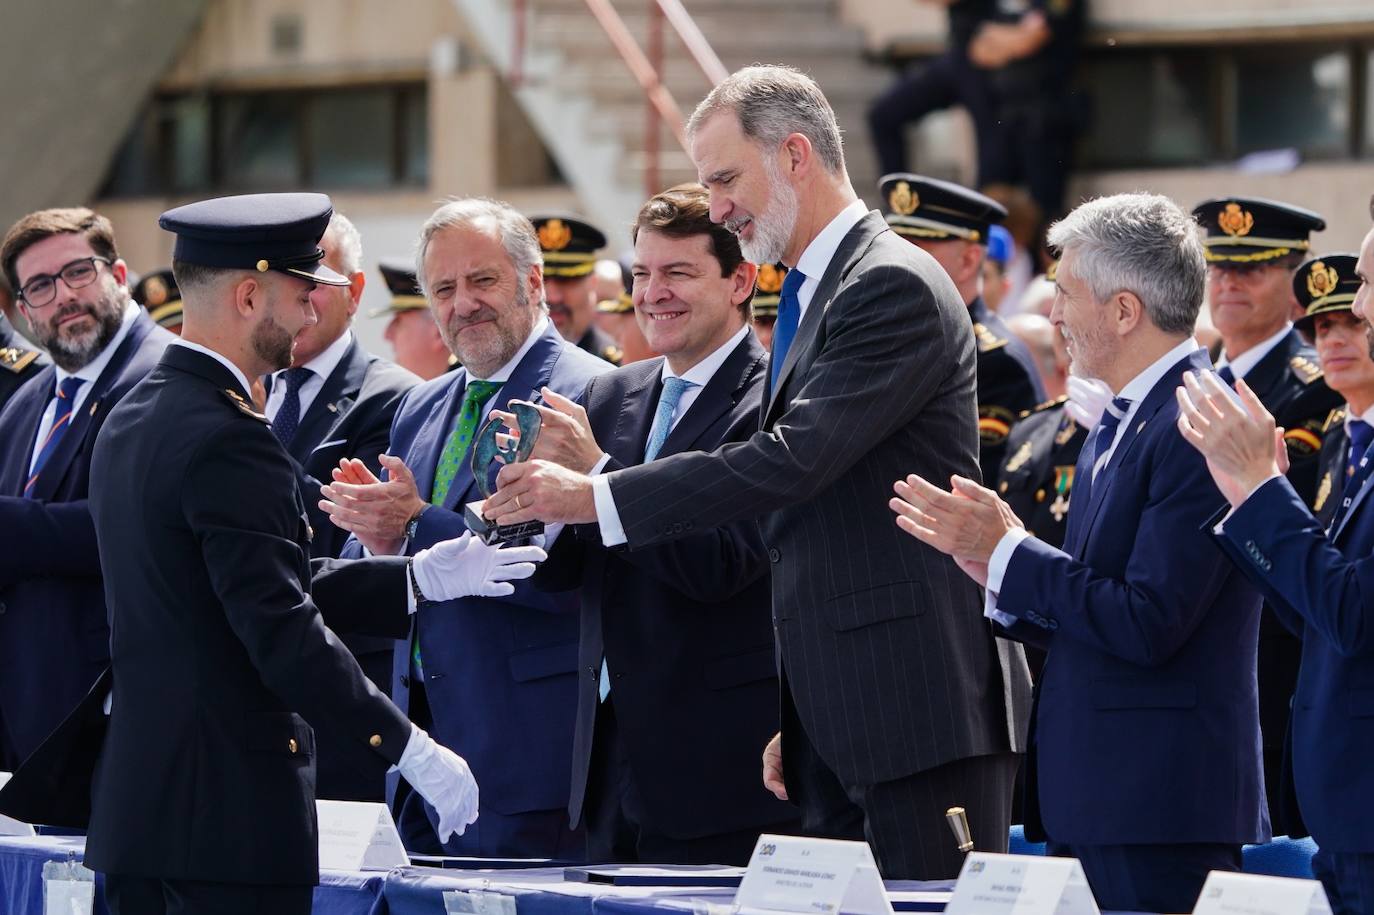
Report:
405,561,418,615
591,473,628,547
983,527,1032,624
1213,473,1283,534
590,453,611,475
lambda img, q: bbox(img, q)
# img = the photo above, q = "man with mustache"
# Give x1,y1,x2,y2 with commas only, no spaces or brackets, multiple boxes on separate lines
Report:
320,197,613,858
484,65,1031,880
531,214,623,366
0,207,175,771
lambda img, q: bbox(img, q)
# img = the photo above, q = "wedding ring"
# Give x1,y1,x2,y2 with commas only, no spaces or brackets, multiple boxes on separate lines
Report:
515,494,524,510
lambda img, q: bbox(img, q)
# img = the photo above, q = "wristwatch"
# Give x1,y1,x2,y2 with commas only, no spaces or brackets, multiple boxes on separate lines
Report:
403,505,426,543
407,557,435,608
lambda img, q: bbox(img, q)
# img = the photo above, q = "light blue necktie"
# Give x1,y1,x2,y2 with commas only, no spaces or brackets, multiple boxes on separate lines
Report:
769,268,807,390
600,375,696,701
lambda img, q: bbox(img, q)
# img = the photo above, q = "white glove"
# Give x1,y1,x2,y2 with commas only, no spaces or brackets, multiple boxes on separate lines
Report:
1065,375,1114,430
394,726,479,842
411,532,545,601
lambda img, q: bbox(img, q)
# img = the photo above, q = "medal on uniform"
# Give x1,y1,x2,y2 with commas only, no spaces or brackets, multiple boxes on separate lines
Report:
1050,465,1074,522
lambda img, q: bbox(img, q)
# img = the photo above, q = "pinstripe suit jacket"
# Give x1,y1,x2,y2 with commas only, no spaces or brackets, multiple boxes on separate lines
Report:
606,210,1031,786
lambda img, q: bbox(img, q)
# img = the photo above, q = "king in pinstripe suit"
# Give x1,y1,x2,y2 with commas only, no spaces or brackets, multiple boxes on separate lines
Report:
486,65,1032,880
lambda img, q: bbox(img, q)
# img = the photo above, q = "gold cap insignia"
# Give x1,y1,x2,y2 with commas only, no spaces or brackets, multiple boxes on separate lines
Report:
1307,261,1339,299
756,263,785,295
144,276,168,307
1217,202,1255,238
888,181,918,217
538,218,572,252
256,259,270,272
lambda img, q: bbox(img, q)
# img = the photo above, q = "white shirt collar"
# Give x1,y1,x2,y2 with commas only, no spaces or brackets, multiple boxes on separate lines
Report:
662,324,750,387
55,300,140,387
1346,403,1374,432
171,338,254,396
1116,336,1204,405
468,314,550,383
272,328,353,385
1218,323,1293,381
795,199,869,287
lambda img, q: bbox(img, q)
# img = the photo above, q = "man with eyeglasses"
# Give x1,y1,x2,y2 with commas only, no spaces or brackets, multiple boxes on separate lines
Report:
1192,196,1343,838
0,207,174,771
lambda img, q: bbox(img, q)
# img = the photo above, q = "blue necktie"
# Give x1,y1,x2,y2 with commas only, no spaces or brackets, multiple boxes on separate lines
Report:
769,268,807,390
1089,396,1133,479
1347,420,1373,480
1332,430,1374,531
600,375,696,702
1217,364,1236,386
643,376,694,463
25,377,85,498
271,366,314,447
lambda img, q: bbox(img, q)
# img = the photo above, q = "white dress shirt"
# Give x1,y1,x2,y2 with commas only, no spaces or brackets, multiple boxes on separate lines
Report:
1216,322,1293,381
984,336,1203,622
591,200,869,546
29,301,140,475
265,329,355,422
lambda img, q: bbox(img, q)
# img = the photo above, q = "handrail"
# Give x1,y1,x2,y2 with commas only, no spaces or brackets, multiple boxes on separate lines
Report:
653,0,729,86
581,0,689,151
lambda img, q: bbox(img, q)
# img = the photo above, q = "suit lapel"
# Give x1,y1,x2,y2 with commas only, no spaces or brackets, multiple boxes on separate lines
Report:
661,335,765,457
290,338,368,463
1072,348,1211,553
1,365,56,495
764,211,887,422
29,314,155,501
1234,330,1298,403
448,324,566,510
610,362,663,465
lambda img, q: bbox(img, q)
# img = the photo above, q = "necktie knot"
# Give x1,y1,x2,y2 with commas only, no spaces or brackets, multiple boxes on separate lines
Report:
1090,396,1133,473
463,379,503,409
270,367,315,447
282,366,313,393
780,267,806,298
57,377,85,401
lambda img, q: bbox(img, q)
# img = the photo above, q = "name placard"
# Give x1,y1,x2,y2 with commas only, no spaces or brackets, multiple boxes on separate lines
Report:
316,799,409,872
945,852,1099,915
0,773,36,837
1192,871,1331,915
735,834,893,915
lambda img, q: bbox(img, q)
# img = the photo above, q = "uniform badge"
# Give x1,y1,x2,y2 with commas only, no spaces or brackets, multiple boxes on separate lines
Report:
756,263,786,295
1218,202,1255,238
973,322,1008,353
1050,465,1075,522
1314,472,1333,513
1283,419,1323,457
888,181,919,217
221,388,270,423
1055,417,1078,446
1005,440,1034,472
0,346,38,374
1289,355,1323,385
979,405,1015,445
538,218,572,252
1306,261,1339,299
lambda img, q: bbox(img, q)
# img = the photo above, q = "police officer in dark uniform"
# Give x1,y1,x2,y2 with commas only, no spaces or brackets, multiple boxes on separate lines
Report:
131,268,183,334
1294,254,1373,530
0,312,43,413
83,193,541,915
750,262,786,351
1193,196,1343,836
370,257,459,379
530,213,622,365
881,173,1044,480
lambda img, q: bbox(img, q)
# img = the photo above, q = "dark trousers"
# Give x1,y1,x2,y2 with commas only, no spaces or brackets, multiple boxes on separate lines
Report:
1313,848,1374,915
866,49,1005,184
395,679,585,860
584,699,793,866
104,875,313,915
1046,840,1241,914
782,693,1017,880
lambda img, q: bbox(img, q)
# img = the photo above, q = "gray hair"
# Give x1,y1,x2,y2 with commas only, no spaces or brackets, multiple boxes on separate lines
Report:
415,197,542,296
1047,193,1204,335
687,65,846,176
325,211,363,275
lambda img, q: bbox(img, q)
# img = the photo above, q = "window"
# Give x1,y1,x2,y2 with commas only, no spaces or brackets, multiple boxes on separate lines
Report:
101,84,429,197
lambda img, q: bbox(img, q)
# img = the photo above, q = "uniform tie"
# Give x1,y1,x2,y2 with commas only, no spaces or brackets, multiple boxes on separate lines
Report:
25,377,85,498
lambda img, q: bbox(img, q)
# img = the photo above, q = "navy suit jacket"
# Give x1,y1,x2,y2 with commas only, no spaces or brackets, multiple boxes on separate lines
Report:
537,334,794,838
1217,458,1374,853
998,346,1269,846
344,321,611,815
0,311,172,766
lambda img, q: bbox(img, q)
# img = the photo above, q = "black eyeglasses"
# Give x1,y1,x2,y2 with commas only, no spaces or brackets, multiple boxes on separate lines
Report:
17,256,111,308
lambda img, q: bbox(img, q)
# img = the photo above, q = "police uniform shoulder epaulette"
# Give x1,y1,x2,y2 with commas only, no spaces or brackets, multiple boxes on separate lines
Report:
1289,354,1324,385
220,387,269,423
1018,394,1069,420
0,345,39,374
1322,407,1346,433
973,322,1008,354
602,345,624,366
